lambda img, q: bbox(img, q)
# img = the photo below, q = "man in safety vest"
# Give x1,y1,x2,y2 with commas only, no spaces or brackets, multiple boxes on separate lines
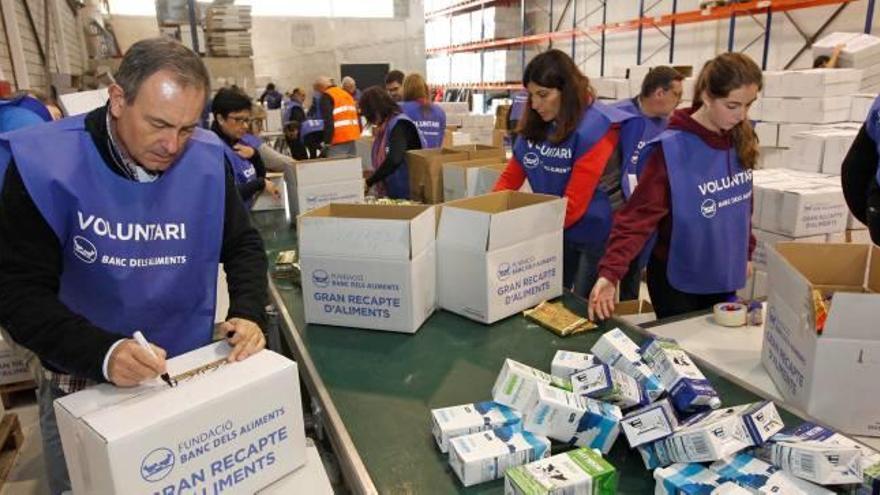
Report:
0,38,269,494
314,76,360,157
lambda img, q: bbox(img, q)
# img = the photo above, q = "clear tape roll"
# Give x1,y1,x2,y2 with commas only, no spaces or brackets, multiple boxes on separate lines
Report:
713,302,746,327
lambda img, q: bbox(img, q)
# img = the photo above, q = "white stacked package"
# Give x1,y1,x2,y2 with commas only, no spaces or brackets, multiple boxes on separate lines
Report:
762,69,863,98
591,328,665,402
491,359,570,412
427,56,451,86
655,463,752,495
710,453,834,494
751,168,848,238
813,32,880,92
479,6,522,40
785,128,858,175
760,96,851,124
448,426,550,487
570,364,644,409
425,17,451,50
431,401,522,453
851,94,877,122
550,350,599,379
522,383,622,454
592,78,631,100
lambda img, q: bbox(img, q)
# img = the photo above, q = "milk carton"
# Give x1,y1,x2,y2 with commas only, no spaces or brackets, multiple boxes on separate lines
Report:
504,447,618,494
640,337,721,414
492,359,571,412
710,453,834,494
620,398,678,448
591,328,664,402
654,463,751,495
570,364,644,409
523,383,622,454
550,350,599,379
754,422,869,486
55,343,307,495
431,401,522,453
448,426,551,487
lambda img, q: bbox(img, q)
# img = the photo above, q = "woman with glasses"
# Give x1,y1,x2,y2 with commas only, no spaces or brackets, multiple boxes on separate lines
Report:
211,87,280,208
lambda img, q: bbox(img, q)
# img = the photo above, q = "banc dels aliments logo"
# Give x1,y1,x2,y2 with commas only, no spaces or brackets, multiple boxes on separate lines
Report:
522,152,540,169
311,269,329,288
497,262,512,281
72,235,97,264
140,447,175,482
700,198,717,219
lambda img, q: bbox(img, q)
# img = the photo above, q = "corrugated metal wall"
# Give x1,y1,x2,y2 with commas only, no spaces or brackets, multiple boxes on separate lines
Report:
0,5,14,81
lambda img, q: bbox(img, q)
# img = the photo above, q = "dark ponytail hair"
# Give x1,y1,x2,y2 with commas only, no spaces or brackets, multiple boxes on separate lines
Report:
517,49,594,145
693,53,763,169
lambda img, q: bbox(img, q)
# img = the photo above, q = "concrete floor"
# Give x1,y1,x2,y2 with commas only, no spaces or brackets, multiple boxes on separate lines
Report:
0,394,48,495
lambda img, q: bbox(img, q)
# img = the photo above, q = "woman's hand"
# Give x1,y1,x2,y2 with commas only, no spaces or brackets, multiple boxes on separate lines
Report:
588,277,617,321
264,179,281,199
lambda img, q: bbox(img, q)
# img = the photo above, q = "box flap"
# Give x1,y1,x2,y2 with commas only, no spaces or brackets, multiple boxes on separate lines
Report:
437,204,491,251
408,207,437,259
824,292,880,340
444,157,504,171
775,243,868,287
293,157,362,185
870,245,880,293
298,204,433,259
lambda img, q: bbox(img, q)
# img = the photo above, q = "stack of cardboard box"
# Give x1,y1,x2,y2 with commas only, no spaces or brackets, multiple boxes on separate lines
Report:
813,32,880,93
205,4,253,57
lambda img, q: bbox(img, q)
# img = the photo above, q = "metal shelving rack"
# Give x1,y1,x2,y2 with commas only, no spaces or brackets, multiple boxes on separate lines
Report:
426,0,876,91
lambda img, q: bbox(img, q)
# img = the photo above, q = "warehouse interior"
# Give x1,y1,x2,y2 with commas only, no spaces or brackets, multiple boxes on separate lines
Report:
0,0,878,494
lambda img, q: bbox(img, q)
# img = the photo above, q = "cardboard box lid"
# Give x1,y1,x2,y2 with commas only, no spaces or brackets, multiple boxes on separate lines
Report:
770,243,879,340
298,203,435,260
438,191,565,251
442,144,505,160
443,157,505,171
292,156,362,185
406,148,470,166
56,343,296,442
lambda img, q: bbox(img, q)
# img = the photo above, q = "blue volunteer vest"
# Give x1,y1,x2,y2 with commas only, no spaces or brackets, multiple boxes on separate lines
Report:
300,119,324,143
661,130,752,294
865,95,880,186
612,98,668,199
512,101,631,245
4,115,225,360
372,113,426,199
224,133,261,209
400,101,446,149
510,90,528,123
283,100,303,124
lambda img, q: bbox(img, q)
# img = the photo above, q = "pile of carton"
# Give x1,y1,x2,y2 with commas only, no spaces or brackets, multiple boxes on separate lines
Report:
592,64,695,108
205,4,253,57
428,329,877,493
437,102,470,146
813,32,880,93
56,341,312,493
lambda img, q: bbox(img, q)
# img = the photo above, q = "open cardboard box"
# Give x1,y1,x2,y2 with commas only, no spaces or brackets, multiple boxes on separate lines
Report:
437,191,564,324
406,148,470,204
283,156,364,220
442,144,506,161
298,203,437,333
442,158,507,201
762,242,880,436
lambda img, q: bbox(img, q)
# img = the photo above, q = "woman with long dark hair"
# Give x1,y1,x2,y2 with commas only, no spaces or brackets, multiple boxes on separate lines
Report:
589,52,763,320
493,49,632,296
359,86,425,198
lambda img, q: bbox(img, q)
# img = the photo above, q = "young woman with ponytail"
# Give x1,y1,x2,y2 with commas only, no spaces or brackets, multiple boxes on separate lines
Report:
588,52,763,320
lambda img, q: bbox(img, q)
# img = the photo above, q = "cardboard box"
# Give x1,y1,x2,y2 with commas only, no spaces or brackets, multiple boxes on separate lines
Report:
443,144,506,161
495,105,511,130
710,453,834,494
461,114,495,128
298,204,437,333
442,158,506,200
0,333,30,385
354,137,374,171
431,401,521,453
56,342,306,495
620,398,678,448
448,426,550,487
820,131,857,175
758,184,848,237
492,129,509,149
762,243,880,436
523,383,622,454
491,358,571,412
755,122,779,148
752,229,827,272
437,191,564,324
257,439,333,494
851,94,876,122
283,156,364,219
551,350,599,379
787,69,863,98
778,124,815,148
438,102,469,115
505,447,618,494
406,148,470,203
591,328,664,402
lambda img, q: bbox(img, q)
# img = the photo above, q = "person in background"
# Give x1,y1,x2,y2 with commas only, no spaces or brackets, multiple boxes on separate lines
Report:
258,82,283,109
841,94,880,245
613,66,684,301
400,73,446,149
211,87,280,208
385,70,405,103
342,76,362,103
507,89,529,130
24,89,63,121
0,94,53,131
813,43,845,68
315,76,360,157
283,87,307,125
360,86,425,198
283,120,309,160
493,49,631,297
589,53,763,320
0,38,268,493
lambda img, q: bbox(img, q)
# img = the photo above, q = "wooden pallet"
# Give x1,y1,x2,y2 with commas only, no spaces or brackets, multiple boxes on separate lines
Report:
0,414,24,489
0,380,36,409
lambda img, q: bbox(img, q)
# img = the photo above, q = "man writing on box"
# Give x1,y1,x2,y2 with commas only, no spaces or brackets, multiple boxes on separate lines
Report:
0,38,268,494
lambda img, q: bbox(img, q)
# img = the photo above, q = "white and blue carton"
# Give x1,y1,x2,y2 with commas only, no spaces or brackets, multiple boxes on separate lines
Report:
522,382,622,454
710,453,834,494
492,358,571,412
654,463,752,495
55,342,307,495
570,364,645,409
431,401,522,453
590,328,665,402
504,447,618,494
448,425,551,487
640,337,721,414
621,398,679,448
550,350,599,379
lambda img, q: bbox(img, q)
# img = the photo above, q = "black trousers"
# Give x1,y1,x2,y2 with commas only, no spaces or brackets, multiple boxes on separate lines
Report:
646,256,734,319
618,259,642,302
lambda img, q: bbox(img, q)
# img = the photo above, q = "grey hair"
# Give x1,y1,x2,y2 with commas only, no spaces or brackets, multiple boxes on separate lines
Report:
114,38,211,104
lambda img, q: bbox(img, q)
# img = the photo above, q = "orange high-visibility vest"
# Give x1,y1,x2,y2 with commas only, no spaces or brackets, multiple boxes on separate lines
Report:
325,86,360,144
